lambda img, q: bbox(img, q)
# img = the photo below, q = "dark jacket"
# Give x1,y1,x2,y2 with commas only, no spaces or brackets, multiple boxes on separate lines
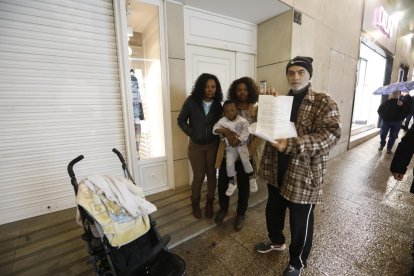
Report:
177,95,223,145
410,95,414,114
377,98,410,122
390,126,414,193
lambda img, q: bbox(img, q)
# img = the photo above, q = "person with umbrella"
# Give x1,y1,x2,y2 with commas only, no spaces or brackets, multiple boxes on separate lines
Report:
377,90,412,153
373,80,414,95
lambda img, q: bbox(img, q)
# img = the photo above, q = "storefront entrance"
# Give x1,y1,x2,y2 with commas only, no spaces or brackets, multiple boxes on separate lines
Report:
351,42,386,133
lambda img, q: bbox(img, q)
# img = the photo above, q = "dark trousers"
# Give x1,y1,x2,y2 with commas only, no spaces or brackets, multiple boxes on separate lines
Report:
380,120,402,150
188,140,218,202
217,158,250,216
266,184,315,269
411,170,414,194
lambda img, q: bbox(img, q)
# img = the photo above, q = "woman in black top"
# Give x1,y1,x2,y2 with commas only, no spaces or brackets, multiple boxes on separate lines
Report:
177,73,223,219
214,77,261,231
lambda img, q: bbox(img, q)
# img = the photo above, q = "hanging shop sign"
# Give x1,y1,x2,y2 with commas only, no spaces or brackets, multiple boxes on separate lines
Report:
373,6,393,38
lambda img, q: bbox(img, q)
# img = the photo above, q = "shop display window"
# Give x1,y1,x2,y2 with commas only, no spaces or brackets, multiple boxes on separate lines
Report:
127,1,165,160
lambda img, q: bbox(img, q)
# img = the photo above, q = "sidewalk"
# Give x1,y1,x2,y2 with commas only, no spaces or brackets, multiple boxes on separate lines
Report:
0,135,412,275
171,136,414,275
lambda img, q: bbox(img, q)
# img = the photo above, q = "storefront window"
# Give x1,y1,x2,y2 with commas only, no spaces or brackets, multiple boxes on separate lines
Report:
127,1,165,160
351,43,385,131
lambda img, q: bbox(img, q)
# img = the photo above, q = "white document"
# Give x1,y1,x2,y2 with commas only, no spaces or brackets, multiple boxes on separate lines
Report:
249,95,297,143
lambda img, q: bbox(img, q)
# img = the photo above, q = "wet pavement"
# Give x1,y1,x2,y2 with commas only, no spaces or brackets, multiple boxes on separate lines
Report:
171,136,414,275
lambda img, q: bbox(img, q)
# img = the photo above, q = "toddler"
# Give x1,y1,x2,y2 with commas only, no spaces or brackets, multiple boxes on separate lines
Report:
213,100,257,196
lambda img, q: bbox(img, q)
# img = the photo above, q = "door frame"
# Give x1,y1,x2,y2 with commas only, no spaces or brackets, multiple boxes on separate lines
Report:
113,0,174,193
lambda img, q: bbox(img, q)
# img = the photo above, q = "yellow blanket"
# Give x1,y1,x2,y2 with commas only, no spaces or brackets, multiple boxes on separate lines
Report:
77,182,150,247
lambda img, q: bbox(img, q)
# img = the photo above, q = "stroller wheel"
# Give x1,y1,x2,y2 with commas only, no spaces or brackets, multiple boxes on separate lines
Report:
99,269,116,276
99,262,116,276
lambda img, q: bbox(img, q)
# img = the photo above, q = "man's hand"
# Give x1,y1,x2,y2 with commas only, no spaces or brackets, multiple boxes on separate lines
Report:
392,172,404,181
270,138,287,152
260,87,278,96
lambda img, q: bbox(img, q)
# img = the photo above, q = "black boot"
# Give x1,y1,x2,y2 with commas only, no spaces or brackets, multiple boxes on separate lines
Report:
205,199,214,219
234,215,245,231
214,209,227,224
191,200,201,219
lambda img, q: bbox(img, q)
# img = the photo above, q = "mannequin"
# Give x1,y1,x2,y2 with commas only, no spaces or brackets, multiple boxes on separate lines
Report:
130,69,144,158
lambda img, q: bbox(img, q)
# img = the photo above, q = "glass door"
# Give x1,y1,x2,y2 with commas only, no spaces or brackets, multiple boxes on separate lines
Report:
126,0,171,195
351,43,385,132
127,0,165,160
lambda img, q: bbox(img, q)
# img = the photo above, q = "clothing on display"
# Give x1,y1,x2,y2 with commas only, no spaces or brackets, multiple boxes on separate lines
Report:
130,70,145,121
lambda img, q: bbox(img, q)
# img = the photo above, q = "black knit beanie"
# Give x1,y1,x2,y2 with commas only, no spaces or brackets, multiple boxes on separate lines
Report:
286,56,313,78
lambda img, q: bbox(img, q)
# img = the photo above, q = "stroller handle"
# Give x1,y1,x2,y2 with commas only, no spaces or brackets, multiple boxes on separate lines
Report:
68,155,84,178
112,148,126,164
112,148,136,185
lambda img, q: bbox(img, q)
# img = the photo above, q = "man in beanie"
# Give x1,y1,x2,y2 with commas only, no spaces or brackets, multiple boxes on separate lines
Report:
255,56,341,276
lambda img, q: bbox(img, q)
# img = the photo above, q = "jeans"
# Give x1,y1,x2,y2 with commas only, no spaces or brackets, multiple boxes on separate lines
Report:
380,120,402,150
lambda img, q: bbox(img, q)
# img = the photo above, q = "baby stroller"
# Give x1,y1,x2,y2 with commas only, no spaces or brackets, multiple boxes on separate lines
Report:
67,148,186,276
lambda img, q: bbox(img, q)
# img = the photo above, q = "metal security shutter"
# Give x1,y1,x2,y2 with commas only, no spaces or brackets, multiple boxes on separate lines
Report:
0,0,127,224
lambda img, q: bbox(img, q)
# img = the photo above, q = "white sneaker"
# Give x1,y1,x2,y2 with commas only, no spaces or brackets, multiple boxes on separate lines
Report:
225,183,237,196
249,178,258,192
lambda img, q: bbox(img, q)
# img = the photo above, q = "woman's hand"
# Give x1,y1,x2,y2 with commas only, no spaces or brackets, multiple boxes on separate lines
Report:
215,128,240,146
224,129,240,146
392,172,404,181
228,136,241,146
219,128,239,146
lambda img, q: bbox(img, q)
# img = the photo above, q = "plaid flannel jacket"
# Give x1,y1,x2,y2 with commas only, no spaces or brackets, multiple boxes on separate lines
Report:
259,89,341,204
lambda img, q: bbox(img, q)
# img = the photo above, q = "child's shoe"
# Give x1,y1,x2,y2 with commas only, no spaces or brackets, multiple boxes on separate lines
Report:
225,183,237,196
249,178,258,192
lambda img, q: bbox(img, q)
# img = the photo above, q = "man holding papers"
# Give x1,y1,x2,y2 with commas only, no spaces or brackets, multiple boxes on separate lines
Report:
254,56,341,276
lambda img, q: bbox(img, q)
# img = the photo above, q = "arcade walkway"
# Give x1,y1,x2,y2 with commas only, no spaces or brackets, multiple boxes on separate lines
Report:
0,135,413,275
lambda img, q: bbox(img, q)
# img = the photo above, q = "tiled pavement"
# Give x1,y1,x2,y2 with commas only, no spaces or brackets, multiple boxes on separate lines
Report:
0,135,413,275
171,136,414,276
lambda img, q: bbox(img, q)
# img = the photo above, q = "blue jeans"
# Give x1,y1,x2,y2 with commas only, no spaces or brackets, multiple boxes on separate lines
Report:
380,120,402,150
